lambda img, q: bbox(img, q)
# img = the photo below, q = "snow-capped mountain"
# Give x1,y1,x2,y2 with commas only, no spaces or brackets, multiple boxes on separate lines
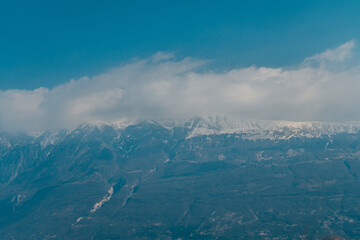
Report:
166,116,360,139
24,116,360,145
1,117,360,239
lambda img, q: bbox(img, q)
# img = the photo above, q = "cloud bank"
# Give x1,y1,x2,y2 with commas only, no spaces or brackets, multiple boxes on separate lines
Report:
1,40,360,132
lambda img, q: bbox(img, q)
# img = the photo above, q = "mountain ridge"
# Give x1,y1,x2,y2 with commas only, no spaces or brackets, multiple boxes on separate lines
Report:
1,116,360,238
14,116,360,144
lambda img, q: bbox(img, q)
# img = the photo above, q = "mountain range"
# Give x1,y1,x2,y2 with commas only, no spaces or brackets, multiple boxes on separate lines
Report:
1,117,360,239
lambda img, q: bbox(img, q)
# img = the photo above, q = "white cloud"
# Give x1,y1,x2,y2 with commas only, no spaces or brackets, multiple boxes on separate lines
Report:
1,40,360,132
303,39,356,67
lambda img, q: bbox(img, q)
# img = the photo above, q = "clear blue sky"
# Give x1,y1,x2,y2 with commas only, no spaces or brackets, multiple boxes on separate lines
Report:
1,0,360,89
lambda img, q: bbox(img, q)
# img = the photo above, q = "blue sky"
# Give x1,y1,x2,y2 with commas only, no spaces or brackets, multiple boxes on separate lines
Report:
3,1,360,131
1,0,360,89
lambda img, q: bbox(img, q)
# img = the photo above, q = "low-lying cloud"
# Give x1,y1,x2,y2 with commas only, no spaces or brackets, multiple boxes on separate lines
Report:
1,40,360,132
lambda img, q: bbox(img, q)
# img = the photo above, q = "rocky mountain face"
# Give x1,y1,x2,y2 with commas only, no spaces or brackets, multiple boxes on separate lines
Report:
1,118,360,239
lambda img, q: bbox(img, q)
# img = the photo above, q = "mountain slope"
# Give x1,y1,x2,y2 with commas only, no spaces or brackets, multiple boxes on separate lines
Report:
0,119,360,239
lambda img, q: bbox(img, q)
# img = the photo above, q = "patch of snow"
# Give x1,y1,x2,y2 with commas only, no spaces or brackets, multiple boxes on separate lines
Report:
8,158,23,184
75,217,83,223
90,186,114,213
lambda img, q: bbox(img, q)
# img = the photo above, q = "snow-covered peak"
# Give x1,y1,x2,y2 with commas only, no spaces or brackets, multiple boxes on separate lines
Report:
172,116,360,140
16,116,360,145
112,118,139,129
